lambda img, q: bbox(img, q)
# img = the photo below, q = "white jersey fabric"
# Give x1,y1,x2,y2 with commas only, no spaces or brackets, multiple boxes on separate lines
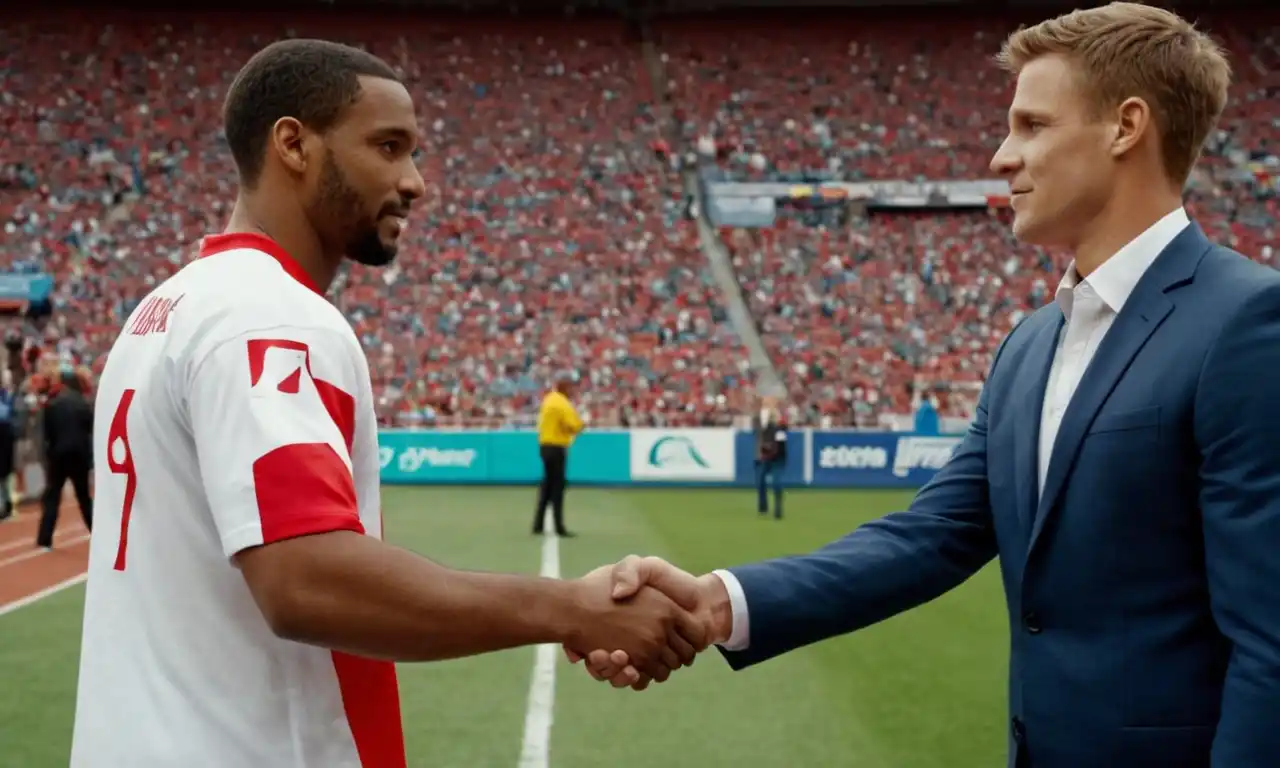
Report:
70,232,405,768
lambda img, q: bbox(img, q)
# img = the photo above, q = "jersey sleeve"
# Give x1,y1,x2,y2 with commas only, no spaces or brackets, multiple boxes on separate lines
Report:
187,325,365,558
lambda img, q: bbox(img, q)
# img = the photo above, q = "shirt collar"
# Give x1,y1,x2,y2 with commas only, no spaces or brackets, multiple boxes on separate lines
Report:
1055,207,1190,319
198,232,324,296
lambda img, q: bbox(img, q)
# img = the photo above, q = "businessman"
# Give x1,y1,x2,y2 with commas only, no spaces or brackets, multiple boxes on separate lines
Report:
571,5,1280,767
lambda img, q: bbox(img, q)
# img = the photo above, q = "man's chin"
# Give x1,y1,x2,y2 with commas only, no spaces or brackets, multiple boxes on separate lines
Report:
353,251,396,267
1010,215,1047,246
347,238,398,267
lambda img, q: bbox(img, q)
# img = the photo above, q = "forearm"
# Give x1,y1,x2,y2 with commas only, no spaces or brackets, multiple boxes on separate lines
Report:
721,500,997,669
244,531,582,662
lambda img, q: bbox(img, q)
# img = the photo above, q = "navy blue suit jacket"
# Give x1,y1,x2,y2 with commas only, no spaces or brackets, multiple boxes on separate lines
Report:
720,223,1280,767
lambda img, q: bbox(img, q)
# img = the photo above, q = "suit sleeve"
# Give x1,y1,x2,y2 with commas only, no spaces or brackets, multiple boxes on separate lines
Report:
186,325,366,559
1193,282,1280,766
716,322,1023,670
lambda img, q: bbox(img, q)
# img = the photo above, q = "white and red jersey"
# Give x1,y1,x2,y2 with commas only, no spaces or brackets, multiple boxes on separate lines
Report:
70,233,405,768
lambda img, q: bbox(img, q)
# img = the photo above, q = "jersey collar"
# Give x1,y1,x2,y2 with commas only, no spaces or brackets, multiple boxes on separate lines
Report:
198,232,324,296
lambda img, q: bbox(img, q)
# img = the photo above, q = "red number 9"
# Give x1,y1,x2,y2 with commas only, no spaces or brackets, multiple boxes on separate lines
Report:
107,389,137,571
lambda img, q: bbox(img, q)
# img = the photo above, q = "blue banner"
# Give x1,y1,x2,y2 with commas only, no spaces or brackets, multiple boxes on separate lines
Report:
810,432,963,489
0,273,53,303
378,430,630,484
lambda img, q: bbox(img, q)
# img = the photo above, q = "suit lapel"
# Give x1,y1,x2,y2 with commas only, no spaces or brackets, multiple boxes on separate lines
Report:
1012,310,1063,534
1026,223,1211,556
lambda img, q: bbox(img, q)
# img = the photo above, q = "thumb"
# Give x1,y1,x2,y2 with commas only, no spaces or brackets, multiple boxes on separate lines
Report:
613,556,701,612
610,555,645,599
637,556,702,612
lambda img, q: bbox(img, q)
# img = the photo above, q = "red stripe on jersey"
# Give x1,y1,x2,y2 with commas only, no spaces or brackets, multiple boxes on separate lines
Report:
331,652,407,768
199,232,324,295
252,444,363,543
314,378,356,454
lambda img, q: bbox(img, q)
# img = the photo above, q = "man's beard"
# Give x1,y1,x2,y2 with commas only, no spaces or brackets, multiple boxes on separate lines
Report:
312,151,397,267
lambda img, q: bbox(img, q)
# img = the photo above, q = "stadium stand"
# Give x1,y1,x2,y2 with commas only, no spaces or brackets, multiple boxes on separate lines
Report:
1,7,1276,437
661,11,1277,427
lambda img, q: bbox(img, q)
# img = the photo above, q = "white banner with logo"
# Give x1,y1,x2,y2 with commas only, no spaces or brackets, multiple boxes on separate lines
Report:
629,428,736,482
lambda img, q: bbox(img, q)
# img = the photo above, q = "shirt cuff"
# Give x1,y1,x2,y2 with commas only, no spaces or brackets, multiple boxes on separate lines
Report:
712,569,750,651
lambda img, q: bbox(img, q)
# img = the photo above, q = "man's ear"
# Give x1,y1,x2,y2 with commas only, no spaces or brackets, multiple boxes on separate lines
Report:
1109,96,1151,161
270,117,310,176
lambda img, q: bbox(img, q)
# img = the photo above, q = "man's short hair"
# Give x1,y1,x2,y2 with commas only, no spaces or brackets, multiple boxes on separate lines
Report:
222,38,400,187
996,1,1231,185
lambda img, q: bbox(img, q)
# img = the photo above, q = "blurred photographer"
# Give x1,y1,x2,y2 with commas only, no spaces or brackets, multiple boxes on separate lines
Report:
752,395,787,520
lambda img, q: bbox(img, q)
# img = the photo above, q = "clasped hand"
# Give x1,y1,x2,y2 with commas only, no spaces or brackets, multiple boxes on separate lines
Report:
564,556,729,690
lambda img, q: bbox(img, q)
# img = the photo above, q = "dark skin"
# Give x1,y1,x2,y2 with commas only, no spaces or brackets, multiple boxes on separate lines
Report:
226,76,705,678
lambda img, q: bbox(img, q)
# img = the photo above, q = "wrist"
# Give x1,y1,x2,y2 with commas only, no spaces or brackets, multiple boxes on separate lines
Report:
698,573,733,646
542,578,588,647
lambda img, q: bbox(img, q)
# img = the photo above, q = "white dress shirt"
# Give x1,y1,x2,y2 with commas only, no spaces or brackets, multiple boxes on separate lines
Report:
713,206,1192,652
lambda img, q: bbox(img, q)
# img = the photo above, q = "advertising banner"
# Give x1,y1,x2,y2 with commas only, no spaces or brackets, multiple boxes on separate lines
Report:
630,428,736,482
0,273,53,302
705,195,777,227
810,432,962,489
379,430,488,483
378,430,630,484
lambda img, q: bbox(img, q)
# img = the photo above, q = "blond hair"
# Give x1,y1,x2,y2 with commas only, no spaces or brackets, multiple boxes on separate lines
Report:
997,1,1231,184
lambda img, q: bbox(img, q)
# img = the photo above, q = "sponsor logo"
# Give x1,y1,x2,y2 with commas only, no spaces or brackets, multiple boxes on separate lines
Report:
647,436,711,469
892,437,961,477
818,444,889,470
397,447,478,473
378,446,395,470
631,428,735,481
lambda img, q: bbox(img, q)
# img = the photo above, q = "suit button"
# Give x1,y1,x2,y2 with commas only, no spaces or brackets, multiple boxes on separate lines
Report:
1011,716,1026,741
1023,612,1041,634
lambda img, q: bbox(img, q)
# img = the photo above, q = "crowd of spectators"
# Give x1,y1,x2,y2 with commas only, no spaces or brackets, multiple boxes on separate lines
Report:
659,12,1277,426
2,9,1276,428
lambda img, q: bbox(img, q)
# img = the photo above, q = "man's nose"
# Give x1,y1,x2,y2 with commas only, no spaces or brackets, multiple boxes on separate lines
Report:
399,163,427,203
989,136,1020,176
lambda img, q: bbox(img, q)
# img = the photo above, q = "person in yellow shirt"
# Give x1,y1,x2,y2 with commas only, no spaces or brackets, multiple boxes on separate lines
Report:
533,373,584,537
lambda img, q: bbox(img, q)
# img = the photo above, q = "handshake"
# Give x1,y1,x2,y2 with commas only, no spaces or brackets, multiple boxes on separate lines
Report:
561,556,732,690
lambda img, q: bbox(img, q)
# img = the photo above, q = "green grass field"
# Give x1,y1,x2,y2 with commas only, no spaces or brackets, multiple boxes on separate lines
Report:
0,487,1010,767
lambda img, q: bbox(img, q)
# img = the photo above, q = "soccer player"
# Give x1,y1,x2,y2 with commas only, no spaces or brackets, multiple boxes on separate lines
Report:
69,40,704,768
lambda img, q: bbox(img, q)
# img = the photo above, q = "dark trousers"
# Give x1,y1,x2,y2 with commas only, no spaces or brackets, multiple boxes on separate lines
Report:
532,444,568,534
0,421,12,521
756,459,783,518
37,452,93,547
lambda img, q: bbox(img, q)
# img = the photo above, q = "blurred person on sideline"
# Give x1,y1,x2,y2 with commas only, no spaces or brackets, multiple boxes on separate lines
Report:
36,367,94,549
0,368,15,522
533,371,584,538
751,394,787,519
571,5,1280,767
